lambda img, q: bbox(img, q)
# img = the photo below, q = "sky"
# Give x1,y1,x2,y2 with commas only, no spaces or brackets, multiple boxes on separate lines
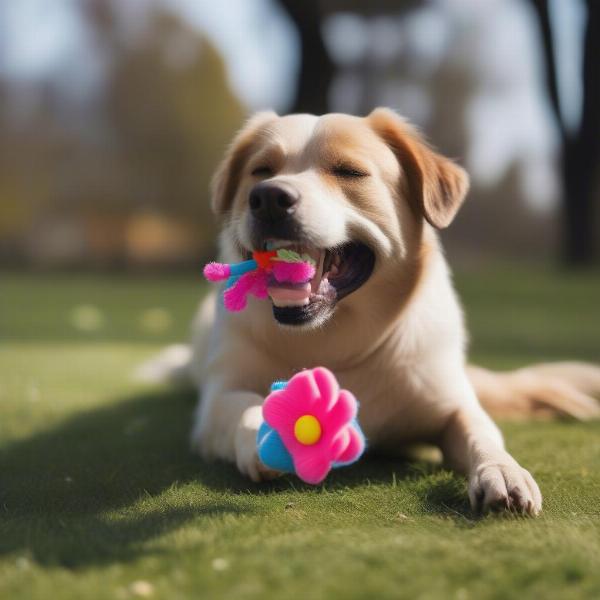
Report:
167,0,298,110
0,0,297,110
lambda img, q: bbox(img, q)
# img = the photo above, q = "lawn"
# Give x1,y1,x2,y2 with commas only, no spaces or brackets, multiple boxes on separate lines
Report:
1,266,599,599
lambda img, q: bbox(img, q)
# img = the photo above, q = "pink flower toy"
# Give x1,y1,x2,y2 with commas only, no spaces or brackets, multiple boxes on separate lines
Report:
257,367,366,484
203,249,316,312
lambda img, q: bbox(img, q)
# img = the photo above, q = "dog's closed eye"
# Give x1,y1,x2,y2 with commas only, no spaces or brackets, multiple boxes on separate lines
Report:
251,165,274,178
331,165,369,179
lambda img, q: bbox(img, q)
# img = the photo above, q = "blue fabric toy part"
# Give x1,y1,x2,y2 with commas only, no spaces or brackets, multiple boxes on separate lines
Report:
256,378,366,478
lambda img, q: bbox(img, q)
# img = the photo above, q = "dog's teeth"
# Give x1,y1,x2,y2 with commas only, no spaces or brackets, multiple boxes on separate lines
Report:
271,298,310,308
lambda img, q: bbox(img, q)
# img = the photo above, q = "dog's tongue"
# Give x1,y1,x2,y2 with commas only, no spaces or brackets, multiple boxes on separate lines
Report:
267,282,312,307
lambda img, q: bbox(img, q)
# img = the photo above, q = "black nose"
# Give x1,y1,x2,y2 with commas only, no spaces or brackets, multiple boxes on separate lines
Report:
249,182,299,223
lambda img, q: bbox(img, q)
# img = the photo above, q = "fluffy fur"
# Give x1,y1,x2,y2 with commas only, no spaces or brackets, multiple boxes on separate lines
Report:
171,108,600,515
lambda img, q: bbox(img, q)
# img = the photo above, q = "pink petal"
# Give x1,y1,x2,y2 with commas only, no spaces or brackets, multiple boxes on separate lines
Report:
312,367,340,412
284,370,321,411
336,426,364,463
326,389,357,431
262,390,300,432
329,428,350,459
294,451,332,485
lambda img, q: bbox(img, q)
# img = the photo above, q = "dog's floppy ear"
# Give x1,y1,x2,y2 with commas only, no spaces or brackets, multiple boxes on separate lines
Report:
211,111,277,216
368,107,469,229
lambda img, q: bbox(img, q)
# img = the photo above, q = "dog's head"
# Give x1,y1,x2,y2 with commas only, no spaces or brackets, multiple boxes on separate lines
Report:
211,108,469,328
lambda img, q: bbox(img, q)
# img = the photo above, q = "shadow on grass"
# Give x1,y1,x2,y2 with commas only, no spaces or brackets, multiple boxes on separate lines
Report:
0,387,467,568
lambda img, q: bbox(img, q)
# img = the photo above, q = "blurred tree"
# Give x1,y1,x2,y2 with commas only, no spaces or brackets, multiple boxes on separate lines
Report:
530,0,599,265
100,8,244,221
277,0,421,114
277,0,334,115
0,0,245,267
82,1,244,216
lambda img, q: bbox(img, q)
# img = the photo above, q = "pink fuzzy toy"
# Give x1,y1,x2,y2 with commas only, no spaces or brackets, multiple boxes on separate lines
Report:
272,260,314,283
203,249,316,312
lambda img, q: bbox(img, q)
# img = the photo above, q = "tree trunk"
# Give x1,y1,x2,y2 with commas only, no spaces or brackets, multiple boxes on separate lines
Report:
278,0,335,115
530,0,599,265
564,0,600,265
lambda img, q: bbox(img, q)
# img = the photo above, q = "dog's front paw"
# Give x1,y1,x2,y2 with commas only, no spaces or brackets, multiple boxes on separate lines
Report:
235,406,281,482
469,459,542,516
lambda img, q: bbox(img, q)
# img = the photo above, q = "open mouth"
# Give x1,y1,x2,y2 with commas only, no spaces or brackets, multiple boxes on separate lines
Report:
249,240,375,326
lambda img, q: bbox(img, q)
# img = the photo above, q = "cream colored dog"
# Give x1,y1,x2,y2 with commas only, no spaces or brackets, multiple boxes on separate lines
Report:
177,108,600,516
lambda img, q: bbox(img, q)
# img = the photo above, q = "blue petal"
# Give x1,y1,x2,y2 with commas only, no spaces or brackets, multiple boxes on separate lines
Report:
257,424,294,473
270,380,288,392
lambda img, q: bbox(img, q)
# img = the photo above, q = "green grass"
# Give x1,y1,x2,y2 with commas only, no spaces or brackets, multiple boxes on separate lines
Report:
0,266,599,599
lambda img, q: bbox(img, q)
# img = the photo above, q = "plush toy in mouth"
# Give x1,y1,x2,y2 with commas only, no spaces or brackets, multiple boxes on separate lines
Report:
256,367,366,484
203,249,316,312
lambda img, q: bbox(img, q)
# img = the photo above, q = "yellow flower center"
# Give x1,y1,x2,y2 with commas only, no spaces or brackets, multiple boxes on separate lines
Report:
294,415,322,445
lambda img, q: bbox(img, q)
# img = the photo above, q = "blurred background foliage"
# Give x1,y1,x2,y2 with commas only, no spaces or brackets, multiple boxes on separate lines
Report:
0,0,598,269
0,0,244,268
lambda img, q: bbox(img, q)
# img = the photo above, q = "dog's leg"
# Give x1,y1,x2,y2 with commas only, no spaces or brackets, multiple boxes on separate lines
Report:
438,376,542,515
191,380,278,482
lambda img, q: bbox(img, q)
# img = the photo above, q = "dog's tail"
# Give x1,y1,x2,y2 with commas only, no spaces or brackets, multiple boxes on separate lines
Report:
133,343,193,384
133,292,216,386
468,362,600,420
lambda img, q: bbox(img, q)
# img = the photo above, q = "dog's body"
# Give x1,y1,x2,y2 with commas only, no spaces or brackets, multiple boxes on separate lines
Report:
176,109,600,515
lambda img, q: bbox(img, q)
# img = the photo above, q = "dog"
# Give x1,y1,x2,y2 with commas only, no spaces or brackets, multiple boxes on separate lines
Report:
152,108,600,515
